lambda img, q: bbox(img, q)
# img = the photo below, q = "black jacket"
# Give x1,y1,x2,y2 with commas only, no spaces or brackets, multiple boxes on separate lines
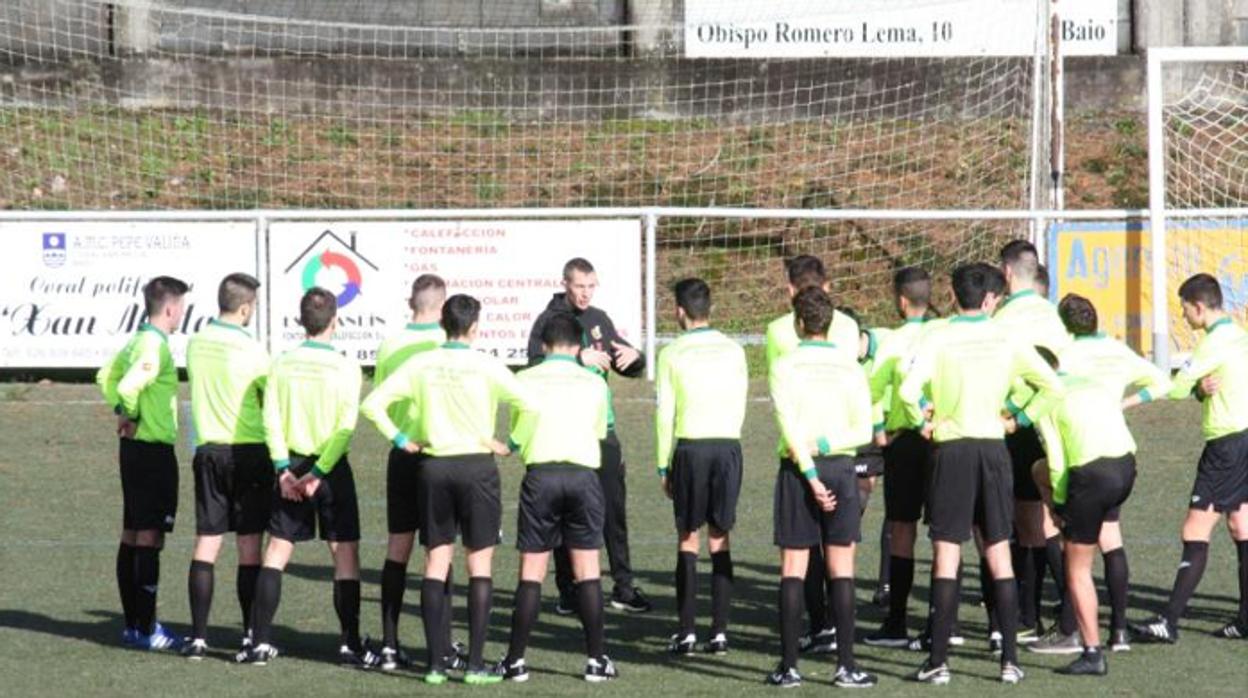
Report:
526,293,645,378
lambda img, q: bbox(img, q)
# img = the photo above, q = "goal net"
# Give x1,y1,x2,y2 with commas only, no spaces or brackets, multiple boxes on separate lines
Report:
1152,50,1248,359
1,0,1048,334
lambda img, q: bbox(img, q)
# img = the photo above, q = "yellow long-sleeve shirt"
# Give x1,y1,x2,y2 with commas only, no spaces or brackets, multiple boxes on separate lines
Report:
186,319,269,446
770,341,873,477
263,341,362,477
655,328,749,474
96,324,179,445
1037,373,1137,505
1167,318,1248,440
509,355,609,468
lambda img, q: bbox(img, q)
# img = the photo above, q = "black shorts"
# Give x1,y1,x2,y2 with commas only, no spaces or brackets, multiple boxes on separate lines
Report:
926,439,1014,544
1006,426,1046,502
773,457,861,549
419,454,501,550
1057,454,1136,544
517,464,605,553
267,455,361,543
387,448,425,534
883,430,932,523
1191,429,1248,513
119,438,179,533
670,439,743,533
854,444,885,479
193,443,273,536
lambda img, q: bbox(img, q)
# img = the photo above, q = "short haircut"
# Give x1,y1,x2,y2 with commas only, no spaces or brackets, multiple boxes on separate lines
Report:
792,286,834,337
143,275,190,317
562,257,595,280
893,267,931,307
441,294,481,338
786,254,827,291
217,272,260,314
1034,264,1050,296
1058,293,1098,336
1000,239,1039,281
410,274,447,313
541,312,582,349
951,264,990,311
1178,273,1223,309
1035,345,1059,370
981,263,1007,297
674,277,712,321
299,287,337,336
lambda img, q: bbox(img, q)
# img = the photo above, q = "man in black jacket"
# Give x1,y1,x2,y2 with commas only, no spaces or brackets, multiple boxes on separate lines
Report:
527,257,651,614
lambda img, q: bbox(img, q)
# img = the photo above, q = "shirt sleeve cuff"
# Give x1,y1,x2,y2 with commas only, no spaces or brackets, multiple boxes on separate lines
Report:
1015,410,1033,429
802,468,818,480
273,459,290,473
657,467,669,478
919,397,932,412
1138,389,1153,403
1005,397,1022,417
815,436,831,456
872,422,886,433
393,433,410,450
311,465,329,479
112,404,123,416
507,438,520,453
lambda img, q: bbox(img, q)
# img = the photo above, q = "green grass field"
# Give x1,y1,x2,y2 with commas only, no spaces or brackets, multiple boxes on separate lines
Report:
1,379,1244,696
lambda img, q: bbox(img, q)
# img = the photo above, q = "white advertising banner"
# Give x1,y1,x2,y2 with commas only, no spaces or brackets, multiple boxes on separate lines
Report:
266,220,642,365
684,0,1118,58
0,221,259,368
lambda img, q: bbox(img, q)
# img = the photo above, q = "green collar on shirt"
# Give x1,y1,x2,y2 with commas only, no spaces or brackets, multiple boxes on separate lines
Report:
799,340,838,349
1208,317,1234,333
951,313,989,324
443,341,470,350
138,323,169,340
543,354,579,365
1000,289,1037,309
407,322,441,331
904,316,927,325
1074,332,1106,341
209,318,251,337
683,326,715,336
301,340,336,351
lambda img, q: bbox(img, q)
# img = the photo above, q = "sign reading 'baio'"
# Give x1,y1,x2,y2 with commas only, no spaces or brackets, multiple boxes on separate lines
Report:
685,0,1118,58
267,220,642,365
0,221,258,368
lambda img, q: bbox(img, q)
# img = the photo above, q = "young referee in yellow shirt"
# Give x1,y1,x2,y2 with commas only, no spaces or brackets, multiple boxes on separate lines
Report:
494,313,618,683
97,275,189,652
655,279,748,656
361,294,533,685
767,287,877,689
241,288,370,668
372,274,457,672
899,263,1064,685
182,273,270,659
1131,273,1248,643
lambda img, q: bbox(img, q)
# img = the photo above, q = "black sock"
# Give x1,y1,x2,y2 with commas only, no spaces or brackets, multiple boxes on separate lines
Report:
831,577,857,670
188,560,214,640
578,578,605,658
251,567,282,645
780,576,803,670
886,556,915,629
421,577,448,671
1165,541,1210,626
928,578,957,665
1236,540,1248,625
1058,583,1078,635
333,579,362,651
381,559,407,649
803,546,826,634
116,543,137,629
132,546,160,635
1046,535,1067,608
710,551,734,636
467,577,492,670
1102,548,1129,632
675,551,698,636
1016,545,1038,629
507,580,541,660
994,578,1020,664
237,564,260,637
444,566,455,650
980,559,998,632
878,519,892,588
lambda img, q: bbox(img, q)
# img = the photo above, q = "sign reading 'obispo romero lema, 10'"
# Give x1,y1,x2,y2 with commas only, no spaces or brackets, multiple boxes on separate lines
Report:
684,0,1118,58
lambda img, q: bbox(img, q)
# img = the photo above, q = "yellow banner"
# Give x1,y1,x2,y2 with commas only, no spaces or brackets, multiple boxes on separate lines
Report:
1049,219,1248,359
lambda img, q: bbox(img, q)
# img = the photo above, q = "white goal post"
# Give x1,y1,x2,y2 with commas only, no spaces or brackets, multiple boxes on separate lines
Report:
1148,47,1248,370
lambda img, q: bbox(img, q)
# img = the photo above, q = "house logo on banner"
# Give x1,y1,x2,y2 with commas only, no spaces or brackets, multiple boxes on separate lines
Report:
42,233,67,268
284,230,378,308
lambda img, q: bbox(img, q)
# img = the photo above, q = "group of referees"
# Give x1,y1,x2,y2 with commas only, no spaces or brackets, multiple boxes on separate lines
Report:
97,242,1248,688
